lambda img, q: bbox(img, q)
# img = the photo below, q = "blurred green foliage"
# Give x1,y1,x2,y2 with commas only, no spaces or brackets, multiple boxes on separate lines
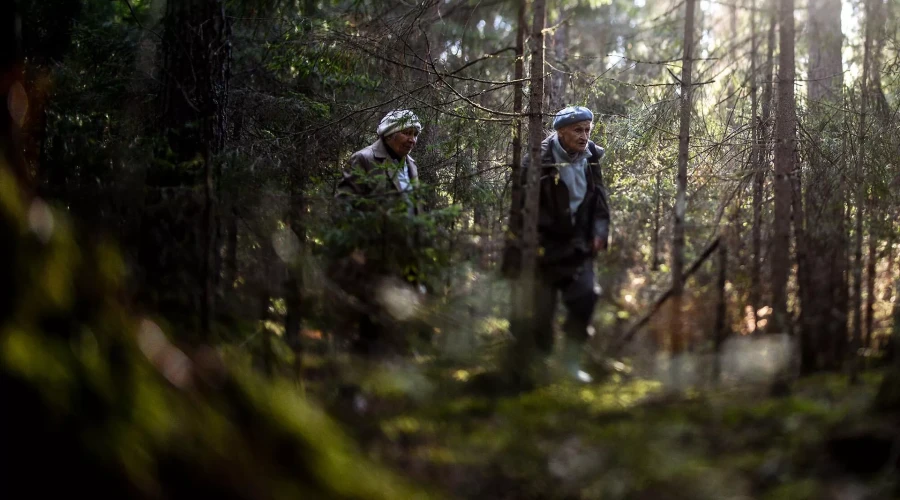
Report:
0,164,434,499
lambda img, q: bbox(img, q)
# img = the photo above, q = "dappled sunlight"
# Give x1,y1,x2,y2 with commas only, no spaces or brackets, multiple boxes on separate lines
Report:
4,0,899,496
646,334,795,391
374,278,423,321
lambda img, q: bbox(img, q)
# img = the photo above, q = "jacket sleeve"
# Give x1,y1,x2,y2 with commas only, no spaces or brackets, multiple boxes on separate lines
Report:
336,151,369,201
590,148,611,244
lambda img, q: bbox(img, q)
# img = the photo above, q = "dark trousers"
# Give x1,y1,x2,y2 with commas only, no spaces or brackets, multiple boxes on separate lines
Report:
531,259,598,355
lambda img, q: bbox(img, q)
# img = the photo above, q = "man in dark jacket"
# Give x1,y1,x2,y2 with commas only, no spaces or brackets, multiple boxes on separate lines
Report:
512,106,611,383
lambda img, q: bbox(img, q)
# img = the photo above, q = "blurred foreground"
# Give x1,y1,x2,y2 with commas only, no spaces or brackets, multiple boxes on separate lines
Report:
2,165,899,499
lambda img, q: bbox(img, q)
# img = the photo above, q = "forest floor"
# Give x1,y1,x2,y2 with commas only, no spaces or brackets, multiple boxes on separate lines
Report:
304,351,899,500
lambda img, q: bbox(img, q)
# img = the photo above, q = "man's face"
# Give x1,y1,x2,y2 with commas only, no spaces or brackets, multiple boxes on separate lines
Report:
557,120,593,154
385,128,419,157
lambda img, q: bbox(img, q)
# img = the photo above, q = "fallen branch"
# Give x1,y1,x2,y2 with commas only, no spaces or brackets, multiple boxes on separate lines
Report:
610,236,721,353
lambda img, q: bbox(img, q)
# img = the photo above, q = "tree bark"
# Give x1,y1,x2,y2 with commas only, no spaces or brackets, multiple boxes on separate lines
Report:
507,0,546,386
521,0,547,276
548,6,569,112
791,151,813,367
503,0,527,276
652,171,661,271
285,153,307,380
154,0,231,341
753,8,776,333
885,222,894,302
770,0,796,336
749,0,761,331
864,203,878,348
869,0,890,122
805,0,845,372
713,243,728,383
670,0,697,367
851,0,873,377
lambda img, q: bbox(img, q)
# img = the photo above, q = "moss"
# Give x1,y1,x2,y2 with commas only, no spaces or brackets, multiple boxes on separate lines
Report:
873,367,900,412
762,479,821,500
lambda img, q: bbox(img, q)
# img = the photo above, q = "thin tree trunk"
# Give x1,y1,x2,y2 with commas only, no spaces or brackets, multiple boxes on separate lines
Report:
851,0,873,379
869,0,890,122
749,0,761,331
851,197,865,373
753,8,776,332
791,152,813,367
885,222,894,301
503,0,527,275
864,203,878,348
285,161,306,380
508,0,546,386
671,0,697,371
226,208,238,288
835,113,851,364
652,171,661,271
771,0,796,336
475,92,491,269
713,243,728,383
521,0,547,276
548,6,569,112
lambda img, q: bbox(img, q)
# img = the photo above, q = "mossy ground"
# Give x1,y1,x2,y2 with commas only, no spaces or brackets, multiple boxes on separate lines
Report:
308,353,898,500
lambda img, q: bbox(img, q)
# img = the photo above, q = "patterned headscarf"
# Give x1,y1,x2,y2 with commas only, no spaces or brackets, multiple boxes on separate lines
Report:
376,109,423,137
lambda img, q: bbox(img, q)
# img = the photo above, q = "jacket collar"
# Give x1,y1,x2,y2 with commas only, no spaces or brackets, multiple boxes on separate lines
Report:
370,138,391,161
368,139,419,191
541,134,602,166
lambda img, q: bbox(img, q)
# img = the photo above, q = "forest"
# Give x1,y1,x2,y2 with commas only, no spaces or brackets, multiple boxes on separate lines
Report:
2,0,900,498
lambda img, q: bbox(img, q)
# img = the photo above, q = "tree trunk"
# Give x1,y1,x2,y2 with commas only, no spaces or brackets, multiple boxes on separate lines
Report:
851,0,873,377
153,0,231,341
284,156,307,380
869,0,890,122
805,0,845,372
864,202,877,348
503,0,527,276
475,93,491,269
807,0,844,103
770,0,796,336
791,151,813,367
521,0,547,276
851,197,864,373
713,244,728,383
749,0,760,332
548,6,569,112
885,222,894,302
753,8,776,333
508,0,546,386
652,171,661,271
670,0,697,369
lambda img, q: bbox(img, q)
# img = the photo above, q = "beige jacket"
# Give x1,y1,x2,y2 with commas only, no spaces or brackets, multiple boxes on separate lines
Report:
337,139,422,215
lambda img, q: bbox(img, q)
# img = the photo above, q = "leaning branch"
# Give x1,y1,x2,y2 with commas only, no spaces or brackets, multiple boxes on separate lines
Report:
611,237,722,352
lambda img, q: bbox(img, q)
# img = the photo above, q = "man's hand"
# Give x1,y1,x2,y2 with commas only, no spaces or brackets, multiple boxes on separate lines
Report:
593,237,607,253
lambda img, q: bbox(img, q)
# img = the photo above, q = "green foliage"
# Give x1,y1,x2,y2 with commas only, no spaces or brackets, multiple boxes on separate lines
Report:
317,166,460,289
0,164,433,498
